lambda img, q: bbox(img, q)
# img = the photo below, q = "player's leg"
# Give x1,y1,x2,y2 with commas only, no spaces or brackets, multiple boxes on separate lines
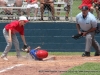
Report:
1,28,12,60
12,34,21,58
31,4,39,21
65,5,70,21
50,3,55,20
15,0,23,15
40,3,45,20
0,0,9,14
82,33,93,57
92,38,100,56
56,4,61,20
26,4,31,20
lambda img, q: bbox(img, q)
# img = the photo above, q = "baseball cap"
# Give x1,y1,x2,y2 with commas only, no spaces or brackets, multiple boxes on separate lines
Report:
81,6,89,10
19,16,28,22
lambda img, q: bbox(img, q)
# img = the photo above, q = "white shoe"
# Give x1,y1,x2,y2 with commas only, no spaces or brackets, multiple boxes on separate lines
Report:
1,56,8,61
28,16,31,20
33,17,37,21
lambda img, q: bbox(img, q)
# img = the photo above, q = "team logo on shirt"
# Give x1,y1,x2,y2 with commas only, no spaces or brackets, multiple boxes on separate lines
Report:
86,22,89,24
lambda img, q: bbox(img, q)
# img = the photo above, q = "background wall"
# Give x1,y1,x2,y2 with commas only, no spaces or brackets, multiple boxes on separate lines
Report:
0,22,100,52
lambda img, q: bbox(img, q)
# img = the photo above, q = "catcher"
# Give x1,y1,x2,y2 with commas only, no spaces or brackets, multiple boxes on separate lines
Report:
22,46,48,61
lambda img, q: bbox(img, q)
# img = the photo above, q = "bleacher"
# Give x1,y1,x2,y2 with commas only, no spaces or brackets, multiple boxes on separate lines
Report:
0,0,75,22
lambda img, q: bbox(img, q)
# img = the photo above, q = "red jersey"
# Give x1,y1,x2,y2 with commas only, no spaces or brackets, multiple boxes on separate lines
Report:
82,0,93,4
5,20,24,35
26,0,35,2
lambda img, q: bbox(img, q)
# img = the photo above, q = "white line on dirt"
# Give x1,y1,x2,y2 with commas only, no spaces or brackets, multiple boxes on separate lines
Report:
0,64,24,73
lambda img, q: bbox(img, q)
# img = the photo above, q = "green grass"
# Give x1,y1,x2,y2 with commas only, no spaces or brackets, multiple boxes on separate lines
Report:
61,62,100,75
0,52,95,56
72,0,81,17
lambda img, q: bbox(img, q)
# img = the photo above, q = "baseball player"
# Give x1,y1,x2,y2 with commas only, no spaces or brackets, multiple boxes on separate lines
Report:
22,46,48,61
76,5,100,57
1,16,28,61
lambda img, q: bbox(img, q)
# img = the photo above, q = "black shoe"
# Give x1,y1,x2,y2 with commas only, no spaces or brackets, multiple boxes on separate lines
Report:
56,16,60,20
94,52,100,56
82,52,90,57
39,18,44,21
52,17,56,21
65,16,69,21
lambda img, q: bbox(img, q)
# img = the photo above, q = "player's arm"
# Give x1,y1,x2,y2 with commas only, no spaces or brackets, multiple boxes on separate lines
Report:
40,0,45,4
47,0,53,3
20,35,27,45
76,24,81,34
8,29,12,42
85,28,96,34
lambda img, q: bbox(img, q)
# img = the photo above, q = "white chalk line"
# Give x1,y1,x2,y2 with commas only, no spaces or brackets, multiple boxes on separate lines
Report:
0,64,24,73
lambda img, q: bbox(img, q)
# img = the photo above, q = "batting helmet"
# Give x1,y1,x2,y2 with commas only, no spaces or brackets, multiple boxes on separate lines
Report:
36,50,48,59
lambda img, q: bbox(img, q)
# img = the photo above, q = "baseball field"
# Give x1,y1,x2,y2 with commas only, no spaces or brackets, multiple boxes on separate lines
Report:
0,0,100,75
0,52,100,75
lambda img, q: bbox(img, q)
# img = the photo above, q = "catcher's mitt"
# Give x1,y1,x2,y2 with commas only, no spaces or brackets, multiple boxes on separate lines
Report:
72,33,83,40
22,45,30,53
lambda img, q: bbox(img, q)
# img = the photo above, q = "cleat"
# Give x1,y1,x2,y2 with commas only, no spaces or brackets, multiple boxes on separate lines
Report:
82,52,90,57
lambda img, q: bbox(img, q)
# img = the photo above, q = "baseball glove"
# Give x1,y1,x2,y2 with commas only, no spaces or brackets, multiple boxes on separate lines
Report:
22,45,30,53
72,33,83,40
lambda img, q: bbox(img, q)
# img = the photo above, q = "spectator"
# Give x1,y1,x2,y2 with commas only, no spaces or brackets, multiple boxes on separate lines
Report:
0,0,23,15
40,0,55,21
94,0,100,20
26,0,39,21
56,0,63,20
56,0,70,21
64,0,71,21
76,6,100,57
78,0,94,13
1,16,28,61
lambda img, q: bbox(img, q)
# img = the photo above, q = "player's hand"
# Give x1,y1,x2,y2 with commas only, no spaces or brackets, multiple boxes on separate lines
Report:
82,32,87,36
78,31,82,34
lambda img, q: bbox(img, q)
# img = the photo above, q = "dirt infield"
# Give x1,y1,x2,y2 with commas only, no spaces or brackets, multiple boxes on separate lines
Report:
0,55,100,75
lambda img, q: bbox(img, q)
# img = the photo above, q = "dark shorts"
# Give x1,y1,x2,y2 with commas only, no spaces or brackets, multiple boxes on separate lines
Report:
44,4,51,11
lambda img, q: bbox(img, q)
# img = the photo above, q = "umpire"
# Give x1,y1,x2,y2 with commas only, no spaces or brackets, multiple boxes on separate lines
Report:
76,5,100,57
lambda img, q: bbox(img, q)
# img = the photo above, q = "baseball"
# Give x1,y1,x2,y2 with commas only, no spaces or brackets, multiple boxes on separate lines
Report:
25,49,28,51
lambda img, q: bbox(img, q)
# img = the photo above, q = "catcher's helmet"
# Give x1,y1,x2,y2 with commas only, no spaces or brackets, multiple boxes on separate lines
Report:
36,50,48,59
